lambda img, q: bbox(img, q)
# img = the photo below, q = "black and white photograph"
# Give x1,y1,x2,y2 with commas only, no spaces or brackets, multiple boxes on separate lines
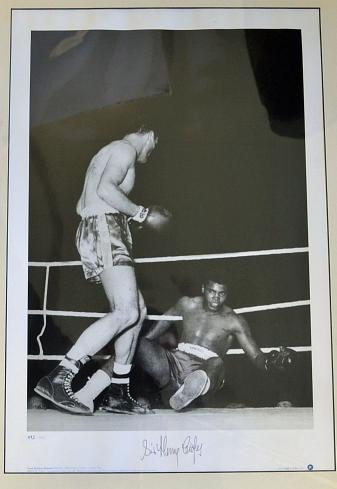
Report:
5,7,334,473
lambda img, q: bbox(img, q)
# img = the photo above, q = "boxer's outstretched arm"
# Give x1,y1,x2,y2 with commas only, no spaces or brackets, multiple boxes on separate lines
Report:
97,145,140,217
233,315,266,370
145,298,185,341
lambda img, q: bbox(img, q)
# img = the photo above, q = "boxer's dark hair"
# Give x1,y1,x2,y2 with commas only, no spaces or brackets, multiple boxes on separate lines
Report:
203,276,228,292
137,125,151,135
125,126,153,138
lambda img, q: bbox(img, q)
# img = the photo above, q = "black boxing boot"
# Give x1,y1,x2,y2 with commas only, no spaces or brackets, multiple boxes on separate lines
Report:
34,355,92,415
98,382,151,415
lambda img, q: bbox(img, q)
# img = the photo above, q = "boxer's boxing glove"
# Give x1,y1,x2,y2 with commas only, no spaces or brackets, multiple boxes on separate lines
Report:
131,205,172,231
265,346,296,373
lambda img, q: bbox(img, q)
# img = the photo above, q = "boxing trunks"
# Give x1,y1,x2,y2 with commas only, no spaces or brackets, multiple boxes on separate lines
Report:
165,343,225,393
76,211,133,284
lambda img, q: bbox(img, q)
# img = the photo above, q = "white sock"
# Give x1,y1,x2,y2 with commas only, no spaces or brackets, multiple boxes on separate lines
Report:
65,344,88,362
111,362,131,385
113,362,132,375
75,370,111,411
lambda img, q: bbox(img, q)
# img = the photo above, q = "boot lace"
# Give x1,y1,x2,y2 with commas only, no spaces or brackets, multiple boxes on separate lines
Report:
126,384,145,409
63,371,76,399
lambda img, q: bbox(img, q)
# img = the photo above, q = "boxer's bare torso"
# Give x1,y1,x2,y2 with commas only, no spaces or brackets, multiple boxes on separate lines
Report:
178,297,239,358
147,285,262,363
76,140,137,216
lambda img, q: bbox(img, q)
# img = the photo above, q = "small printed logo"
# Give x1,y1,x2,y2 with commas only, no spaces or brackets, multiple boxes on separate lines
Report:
307,464,314,471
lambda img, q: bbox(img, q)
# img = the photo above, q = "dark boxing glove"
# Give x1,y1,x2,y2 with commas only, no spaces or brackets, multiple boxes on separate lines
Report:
265,346,296,373
131,205,172,231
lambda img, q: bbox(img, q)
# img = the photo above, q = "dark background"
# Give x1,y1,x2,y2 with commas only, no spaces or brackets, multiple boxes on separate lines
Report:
28,29,312,408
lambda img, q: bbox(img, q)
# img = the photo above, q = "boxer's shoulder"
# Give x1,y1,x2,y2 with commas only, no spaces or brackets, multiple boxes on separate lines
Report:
97,139,137,162
178,296,203,312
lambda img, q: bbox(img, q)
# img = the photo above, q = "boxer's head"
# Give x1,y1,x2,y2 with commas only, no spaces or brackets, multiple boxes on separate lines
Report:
202,280,228,312
137,130,158,163
124,129,158,163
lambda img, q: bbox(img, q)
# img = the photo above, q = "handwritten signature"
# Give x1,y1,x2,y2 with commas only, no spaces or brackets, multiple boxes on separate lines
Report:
140,435,203,466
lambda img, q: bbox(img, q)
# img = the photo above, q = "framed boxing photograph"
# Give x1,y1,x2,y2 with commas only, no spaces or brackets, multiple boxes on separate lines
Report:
1,0,336,485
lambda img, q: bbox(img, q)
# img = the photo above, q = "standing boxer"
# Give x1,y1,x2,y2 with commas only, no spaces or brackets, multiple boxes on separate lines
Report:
126,277,295,411
35,129,171,415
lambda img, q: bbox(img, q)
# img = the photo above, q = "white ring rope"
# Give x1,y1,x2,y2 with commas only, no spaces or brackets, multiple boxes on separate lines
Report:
28,247,310,359
28,246,308,267
28,346,311,362
28,299,310,320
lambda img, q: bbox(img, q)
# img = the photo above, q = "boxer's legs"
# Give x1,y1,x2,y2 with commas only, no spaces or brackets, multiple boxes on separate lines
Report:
202,357,226,393
67,265,140,358
169,357,226,411
94,336,171,413
135,337,171,389
75,291,147,411
35,266,142,414
169,370,209,411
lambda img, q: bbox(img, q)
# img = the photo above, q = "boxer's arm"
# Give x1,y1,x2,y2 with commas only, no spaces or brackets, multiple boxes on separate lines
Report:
145,298,186,341
96,146,141,217
233,316,296,372
233,315,266,370
145,318,173,341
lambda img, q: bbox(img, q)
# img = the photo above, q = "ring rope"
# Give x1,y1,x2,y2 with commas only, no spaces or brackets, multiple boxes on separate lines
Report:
28,299,310,320
28,247,310,359
28,346,311,361
28,246,308,268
